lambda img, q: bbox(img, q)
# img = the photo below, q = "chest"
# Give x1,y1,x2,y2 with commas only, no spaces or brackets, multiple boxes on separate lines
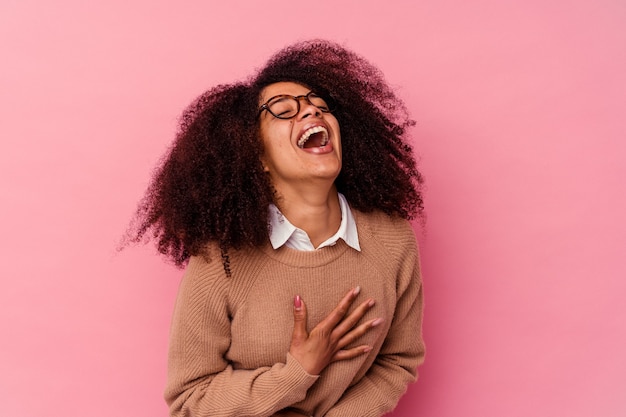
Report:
225,257,397,369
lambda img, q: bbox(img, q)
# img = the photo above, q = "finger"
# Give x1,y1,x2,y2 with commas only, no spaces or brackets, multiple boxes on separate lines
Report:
317,286,361,330
337,317,384,349
291,295,308,345
331,345,373,362
331,298,376,338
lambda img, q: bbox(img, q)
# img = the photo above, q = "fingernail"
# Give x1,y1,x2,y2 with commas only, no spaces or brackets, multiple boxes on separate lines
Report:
294,295,302,310
368,299,375,307
353,286,361,296
363,346,373,353
371,318,384,327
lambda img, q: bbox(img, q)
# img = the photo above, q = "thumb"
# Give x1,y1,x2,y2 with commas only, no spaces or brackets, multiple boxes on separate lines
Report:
291,295,308,343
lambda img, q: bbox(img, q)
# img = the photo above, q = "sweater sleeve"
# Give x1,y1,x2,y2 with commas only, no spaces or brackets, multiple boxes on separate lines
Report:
164,256,319,417
324,224,425,417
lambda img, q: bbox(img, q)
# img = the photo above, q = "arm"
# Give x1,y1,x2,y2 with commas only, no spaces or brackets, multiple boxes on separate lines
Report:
324,233,425,417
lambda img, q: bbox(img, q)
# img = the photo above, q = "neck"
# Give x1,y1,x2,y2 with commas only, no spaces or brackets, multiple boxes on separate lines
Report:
274,183,341,248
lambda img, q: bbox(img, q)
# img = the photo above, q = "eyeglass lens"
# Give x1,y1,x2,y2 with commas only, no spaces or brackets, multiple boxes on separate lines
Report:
267,93,331,119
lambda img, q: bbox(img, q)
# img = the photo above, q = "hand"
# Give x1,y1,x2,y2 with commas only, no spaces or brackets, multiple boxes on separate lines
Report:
289,286,383,376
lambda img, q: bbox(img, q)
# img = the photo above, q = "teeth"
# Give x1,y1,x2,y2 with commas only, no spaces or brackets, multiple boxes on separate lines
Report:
298,126,329,148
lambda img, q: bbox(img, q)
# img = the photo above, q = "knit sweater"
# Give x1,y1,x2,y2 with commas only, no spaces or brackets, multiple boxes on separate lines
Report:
165,210,425,417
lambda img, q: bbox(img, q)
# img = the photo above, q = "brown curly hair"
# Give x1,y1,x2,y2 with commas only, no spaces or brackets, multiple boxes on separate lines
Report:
126,40,424,267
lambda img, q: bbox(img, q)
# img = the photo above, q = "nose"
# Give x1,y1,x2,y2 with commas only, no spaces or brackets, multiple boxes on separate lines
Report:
296,96,322,120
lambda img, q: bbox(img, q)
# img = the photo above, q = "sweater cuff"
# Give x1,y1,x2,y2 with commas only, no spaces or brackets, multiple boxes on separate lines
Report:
272,353,319,408
284,352,320,382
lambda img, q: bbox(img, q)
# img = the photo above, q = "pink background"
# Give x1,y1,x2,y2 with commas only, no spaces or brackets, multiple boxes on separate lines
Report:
1,1,625,416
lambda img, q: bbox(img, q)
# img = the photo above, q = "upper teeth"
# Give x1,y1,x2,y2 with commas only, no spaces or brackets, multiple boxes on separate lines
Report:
298,126,329,148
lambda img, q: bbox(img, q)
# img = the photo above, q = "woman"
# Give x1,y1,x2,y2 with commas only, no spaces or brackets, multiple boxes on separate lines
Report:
128,40,425,417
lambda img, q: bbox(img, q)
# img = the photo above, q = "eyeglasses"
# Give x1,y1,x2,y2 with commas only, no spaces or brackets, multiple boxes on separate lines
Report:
258,91,335,119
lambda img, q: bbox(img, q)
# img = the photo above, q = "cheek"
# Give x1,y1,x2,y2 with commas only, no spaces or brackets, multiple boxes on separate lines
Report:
330,120,341,146
327,115,340,134
259,122,293,171
260,121,294,148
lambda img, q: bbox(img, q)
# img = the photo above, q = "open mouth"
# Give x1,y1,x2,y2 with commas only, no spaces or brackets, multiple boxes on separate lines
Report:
297,126,329,149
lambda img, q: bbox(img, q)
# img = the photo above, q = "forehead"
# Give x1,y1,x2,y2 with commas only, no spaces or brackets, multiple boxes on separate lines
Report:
259,81,310,103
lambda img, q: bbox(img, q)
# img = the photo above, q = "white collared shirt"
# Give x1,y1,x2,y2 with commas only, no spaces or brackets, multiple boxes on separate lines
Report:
268,193,361,252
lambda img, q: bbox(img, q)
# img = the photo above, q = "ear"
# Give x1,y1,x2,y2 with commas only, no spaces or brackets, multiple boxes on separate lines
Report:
259,154,270,172
258,139,271,173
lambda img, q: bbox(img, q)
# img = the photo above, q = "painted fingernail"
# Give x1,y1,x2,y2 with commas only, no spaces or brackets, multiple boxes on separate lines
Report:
371,318,384,327
294,295,302,310
353,286,361,296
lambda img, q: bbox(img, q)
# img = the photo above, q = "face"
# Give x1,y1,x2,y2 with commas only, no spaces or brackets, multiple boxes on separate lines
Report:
258,82,342,191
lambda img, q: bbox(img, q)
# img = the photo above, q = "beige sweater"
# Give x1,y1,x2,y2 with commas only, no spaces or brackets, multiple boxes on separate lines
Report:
165,210,425,417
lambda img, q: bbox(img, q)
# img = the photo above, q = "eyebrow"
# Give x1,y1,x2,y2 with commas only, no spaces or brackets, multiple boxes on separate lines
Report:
270,96,292,103
262,91,313,102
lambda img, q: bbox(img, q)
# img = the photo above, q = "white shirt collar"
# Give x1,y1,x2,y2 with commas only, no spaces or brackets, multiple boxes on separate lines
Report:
268,193,361,252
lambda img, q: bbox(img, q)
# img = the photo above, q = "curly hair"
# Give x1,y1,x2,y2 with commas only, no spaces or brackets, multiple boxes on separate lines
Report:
126,40,424,268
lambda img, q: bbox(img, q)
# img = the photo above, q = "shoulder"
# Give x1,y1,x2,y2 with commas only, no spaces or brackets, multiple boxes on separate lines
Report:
180,243,271,300
352,209,420,275
178,245,230,301
353,210,417,247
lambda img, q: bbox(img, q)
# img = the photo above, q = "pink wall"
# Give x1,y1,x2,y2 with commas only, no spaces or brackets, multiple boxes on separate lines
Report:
1,1,624,416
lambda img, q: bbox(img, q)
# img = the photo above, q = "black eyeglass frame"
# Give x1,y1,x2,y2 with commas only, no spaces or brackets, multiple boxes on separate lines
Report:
258,91,336,119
